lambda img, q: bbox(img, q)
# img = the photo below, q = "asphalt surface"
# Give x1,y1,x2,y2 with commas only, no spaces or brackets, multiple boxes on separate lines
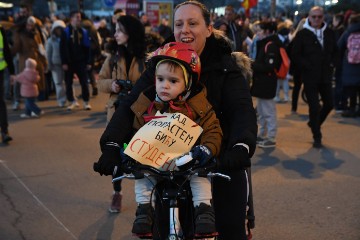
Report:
1,86,359,240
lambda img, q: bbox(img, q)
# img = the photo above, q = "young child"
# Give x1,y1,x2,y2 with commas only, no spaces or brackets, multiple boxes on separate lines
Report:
128,42,222,237
13,58,44,118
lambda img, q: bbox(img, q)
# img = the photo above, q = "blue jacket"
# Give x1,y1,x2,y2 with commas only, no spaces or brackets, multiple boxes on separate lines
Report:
337,22,360,87
60,25,90,65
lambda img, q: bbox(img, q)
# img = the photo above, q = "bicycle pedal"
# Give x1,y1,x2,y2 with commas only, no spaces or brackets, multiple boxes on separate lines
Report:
133,233,152,239
194,232,219,239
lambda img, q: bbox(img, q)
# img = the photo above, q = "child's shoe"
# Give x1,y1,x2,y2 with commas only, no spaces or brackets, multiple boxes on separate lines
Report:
194,203,217,236
31,111,45,118
108,192,122,213
132,203,153,237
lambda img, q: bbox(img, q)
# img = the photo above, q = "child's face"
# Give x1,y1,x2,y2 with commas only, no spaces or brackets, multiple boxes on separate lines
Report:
156,62,186,102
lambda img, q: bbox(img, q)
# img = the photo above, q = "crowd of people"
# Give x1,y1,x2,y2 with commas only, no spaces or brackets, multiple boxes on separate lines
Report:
1,1,360,239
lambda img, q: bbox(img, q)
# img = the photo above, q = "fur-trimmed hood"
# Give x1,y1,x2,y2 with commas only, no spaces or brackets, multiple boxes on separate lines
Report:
231,51,253,83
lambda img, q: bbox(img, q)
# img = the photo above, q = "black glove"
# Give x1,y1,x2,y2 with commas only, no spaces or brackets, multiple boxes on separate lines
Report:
191,145,213,166
93,145,121,176
120,148,137,174
219,145,251,171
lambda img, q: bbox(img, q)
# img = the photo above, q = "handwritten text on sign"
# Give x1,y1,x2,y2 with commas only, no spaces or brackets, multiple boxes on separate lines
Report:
124,112,203,171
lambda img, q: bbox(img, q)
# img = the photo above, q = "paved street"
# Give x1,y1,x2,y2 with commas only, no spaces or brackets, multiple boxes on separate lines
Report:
1,86,359,240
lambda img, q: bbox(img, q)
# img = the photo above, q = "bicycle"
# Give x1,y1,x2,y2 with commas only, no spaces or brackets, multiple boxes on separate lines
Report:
113,155,231,240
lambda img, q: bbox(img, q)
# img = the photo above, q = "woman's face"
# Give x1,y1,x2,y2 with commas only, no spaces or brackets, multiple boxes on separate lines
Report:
114,22,129,45
173,4,212,55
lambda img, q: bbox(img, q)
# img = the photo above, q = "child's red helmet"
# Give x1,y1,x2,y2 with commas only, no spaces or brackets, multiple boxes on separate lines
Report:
149,42,201,90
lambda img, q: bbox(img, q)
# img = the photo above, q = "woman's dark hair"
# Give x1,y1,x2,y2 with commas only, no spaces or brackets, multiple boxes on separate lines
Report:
174,0,211,26
260,20,277,33
117,15,146,58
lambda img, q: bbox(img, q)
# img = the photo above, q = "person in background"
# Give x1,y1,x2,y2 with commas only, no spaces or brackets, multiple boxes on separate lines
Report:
274,22,291,103
224,5,245,52
0,25,15,144
60,10,92,111
330,13,346,114
97,15,147,213
46,20,67,108
93,1,257,239
111,9,125,34
288,18,306,114
291,6,337,148
97,19,112,50
158,17,172,40
139,12,152,33
13,58,43,118
82,17,101,96
337,13,360,117
251,21,282,148
249,20,262,60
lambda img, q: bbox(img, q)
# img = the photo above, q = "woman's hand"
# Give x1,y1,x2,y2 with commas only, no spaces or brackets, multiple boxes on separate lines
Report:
111,80,121,93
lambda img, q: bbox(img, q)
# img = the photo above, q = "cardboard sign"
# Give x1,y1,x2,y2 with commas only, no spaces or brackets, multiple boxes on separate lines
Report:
124,112,203,171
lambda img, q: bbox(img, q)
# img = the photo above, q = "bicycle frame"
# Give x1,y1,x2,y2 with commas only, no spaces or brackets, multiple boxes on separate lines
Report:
113,162,230,240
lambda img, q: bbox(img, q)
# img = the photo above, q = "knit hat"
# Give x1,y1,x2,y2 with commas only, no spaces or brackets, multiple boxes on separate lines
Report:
51,20,66,32
27,16,36,25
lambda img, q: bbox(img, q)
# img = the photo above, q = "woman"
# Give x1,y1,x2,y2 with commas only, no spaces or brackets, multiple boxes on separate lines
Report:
97,15,146,213
93,1,257,239
11,16,47,102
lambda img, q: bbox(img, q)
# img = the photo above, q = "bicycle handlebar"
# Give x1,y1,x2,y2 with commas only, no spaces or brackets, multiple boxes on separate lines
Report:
112,159,231,183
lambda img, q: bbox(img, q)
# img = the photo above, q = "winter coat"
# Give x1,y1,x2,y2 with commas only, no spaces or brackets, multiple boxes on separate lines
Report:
130,86,223,156
11,27,47,91
100,32,257,158
97,47,146,122
60,25,90,65
291,19,337,85
14,68,40,97
251,34,282,99
337,22,360,87
46,36,62,68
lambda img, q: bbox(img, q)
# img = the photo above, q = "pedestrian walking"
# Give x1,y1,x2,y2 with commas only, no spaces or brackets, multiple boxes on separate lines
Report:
291,6,337,148
337,13,360,117
13,58,44,118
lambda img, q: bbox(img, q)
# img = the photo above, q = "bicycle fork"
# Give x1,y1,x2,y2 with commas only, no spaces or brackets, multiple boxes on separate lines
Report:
169,199,182,240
